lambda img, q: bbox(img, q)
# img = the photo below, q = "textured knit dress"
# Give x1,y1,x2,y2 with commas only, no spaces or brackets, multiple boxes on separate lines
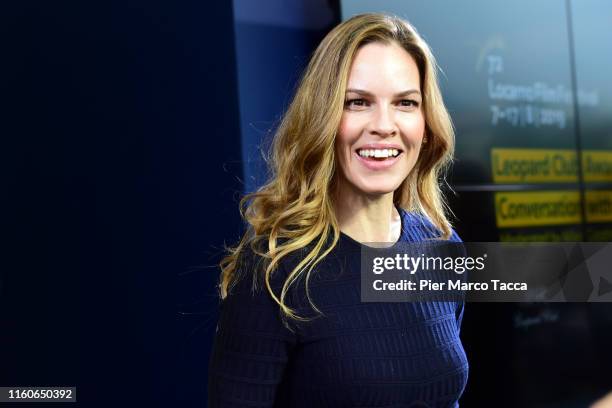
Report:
208,209,469,407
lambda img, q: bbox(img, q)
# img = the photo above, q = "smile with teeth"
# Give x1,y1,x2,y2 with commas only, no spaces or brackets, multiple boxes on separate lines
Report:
357,148,401,159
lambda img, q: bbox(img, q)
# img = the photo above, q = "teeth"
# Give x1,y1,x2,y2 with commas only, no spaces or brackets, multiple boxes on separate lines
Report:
358,148,400,158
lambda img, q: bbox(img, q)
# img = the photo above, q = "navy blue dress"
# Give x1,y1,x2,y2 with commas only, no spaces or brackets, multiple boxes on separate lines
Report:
209,209,469,407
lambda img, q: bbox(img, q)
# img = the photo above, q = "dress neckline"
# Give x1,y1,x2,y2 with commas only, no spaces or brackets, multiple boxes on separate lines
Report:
338,205,407,250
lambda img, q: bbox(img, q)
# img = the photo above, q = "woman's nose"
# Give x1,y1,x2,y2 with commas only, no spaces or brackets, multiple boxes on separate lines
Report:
368,105,398,137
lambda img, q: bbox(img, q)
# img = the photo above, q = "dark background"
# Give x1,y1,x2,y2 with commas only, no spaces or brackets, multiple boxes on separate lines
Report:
1,1,242,407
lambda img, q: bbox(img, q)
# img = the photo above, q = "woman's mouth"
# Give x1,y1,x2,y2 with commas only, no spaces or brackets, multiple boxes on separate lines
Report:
356,148,401,160
354,148,403,170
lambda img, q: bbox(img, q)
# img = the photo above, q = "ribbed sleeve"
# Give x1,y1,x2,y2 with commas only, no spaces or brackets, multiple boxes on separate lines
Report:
208,255,297,407
208,209,468,407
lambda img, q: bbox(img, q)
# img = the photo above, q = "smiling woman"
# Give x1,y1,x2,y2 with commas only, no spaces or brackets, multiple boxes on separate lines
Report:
209,13,467,407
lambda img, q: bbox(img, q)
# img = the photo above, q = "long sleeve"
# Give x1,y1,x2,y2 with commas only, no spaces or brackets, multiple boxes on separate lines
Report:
208,256,297,407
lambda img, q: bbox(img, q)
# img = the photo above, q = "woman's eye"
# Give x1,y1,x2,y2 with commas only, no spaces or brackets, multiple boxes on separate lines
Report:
399,99,419,107
345,98,368,108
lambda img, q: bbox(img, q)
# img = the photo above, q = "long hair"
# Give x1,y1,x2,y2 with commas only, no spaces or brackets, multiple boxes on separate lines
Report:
219,13,456,321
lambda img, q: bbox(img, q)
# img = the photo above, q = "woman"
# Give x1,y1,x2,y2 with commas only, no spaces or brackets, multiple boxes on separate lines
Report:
209,13,468,407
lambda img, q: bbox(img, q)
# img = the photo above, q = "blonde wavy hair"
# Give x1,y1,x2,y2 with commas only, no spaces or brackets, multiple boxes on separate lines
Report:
219,13,456,320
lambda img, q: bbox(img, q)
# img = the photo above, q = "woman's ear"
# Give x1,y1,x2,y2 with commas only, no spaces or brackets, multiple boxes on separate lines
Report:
421,128,430,146
421,130,429,145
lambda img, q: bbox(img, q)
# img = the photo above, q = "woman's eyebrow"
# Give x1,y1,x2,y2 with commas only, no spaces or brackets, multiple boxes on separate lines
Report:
395,89,421,97
345,88,421,97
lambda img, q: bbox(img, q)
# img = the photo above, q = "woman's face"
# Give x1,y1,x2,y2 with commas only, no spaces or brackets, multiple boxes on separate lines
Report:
335,41,425,197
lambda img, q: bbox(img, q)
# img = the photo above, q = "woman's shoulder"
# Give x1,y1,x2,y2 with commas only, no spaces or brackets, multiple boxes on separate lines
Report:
216,244,299,343
228,242,288,295
398,208,463,242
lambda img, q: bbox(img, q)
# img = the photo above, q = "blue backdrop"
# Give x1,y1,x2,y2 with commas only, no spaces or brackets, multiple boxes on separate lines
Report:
1,1,243,407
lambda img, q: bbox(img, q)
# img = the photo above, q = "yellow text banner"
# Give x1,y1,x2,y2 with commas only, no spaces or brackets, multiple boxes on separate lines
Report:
495,191,581,228
491,148,612,183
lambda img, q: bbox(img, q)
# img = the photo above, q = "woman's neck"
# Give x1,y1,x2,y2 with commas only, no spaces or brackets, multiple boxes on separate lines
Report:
333,185,402,244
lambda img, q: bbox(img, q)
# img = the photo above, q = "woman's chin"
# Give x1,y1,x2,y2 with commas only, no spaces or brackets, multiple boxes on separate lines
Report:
354,182,403,196
337,172,406,197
